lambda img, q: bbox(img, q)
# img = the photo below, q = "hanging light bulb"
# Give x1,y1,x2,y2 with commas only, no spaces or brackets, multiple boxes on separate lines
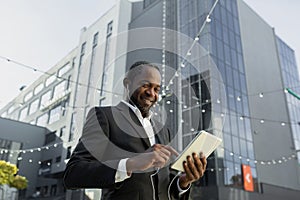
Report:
259,93,264,98
206,15,211,23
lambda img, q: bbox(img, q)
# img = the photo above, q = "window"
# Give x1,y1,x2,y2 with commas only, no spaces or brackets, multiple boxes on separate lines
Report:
29,99,39,115
107,21,113,36
80,42,86,55
40,91,52,108
66,75,72,90
93,32,99,47
55,156,61,163
39,159,52,176
69,116,76,142
53,81,66,99
66,146,72,159
42,186,48,196
37,113,49,126
45,74,56,87
24,92,33,102
8,105,15,114
58,64,71,77
34,83,44,95
50,184,57,196
19,107,28,121
1,111,7,118
60,126,66,137
49,106,61,124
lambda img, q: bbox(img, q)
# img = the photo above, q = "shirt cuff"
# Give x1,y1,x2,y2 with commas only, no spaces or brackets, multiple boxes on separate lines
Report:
115,158,131,183
177,178,191,195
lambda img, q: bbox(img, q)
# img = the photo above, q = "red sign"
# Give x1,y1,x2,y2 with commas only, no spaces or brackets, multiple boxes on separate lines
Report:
242,164,254,192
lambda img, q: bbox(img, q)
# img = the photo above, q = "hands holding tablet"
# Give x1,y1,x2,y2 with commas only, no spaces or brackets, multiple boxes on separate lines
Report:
178,152,207,189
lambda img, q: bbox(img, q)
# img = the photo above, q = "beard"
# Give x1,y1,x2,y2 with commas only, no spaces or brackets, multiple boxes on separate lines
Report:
130,95,151,118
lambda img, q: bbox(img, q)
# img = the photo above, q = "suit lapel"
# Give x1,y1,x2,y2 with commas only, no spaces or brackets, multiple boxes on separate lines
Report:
115,102,151,148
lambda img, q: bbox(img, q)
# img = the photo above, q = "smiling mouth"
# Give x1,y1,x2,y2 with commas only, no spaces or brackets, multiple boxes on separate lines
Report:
143,98,154,106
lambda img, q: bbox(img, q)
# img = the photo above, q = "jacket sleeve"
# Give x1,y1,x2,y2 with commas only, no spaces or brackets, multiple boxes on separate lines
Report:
63,107,120,189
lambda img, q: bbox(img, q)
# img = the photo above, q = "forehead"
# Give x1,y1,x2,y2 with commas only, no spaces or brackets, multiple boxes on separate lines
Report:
133,65,161,85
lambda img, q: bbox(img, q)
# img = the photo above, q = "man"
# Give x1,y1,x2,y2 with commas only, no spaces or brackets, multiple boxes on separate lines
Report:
63,61,207,199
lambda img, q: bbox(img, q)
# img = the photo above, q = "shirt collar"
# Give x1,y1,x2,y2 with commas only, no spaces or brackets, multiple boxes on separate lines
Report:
121,100,153,120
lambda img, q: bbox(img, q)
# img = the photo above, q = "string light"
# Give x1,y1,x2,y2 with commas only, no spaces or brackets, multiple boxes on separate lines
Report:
0,55,122,97
2,143,295,168
0,0,298,171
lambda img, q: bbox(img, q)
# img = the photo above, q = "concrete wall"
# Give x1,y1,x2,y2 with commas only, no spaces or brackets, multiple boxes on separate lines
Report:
238,0,300,190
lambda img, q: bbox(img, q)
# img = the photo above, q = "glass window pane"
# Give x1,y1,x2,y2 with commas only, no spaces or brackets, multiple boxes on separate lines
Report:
40,91,52,109
37,113,49,126
58,64,71,77
49,106,62,124
29,99,39,115
46,74,56,87
224,161,234,185
24,92,33,102
34,83,44,95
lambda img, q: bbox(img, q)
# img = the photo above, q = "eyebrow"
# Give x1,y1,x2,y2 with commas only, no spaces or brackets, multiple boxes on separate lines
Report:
140,80,161,87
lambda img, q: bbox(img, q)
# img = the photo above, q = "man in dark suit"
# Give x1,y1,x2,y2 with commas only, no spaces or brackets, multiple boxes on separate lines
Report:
63,61,207,199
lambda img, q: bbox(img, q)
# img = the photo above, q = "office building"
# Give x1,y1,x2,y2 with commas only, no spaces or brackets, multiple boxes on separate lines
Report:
0,0,132,199
0,0,299,199
127,0,300,199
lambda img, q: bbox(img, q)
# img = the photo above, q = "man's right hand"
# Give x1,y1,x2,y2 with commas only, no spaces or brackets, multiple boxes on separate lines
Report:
126,144,178,175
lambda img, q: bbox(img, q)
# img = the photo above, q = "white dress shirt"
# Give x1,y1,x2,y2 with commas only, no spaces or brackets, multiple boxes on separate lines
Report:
114,100,190,194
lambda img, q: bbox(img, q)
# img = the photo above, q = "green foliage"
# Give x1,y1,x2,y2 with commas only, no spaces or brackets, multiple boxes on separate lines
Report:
9,175,28,190
0,160,28,190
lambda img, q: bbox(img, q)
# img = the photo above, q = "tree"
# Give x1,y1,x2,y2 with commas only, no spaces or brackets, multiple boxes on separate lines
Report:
0,160,28,190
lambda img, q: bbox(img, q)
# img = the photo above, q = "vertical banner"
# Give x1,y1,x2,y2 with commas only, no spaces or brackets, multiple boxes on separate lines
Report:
242,164,254,192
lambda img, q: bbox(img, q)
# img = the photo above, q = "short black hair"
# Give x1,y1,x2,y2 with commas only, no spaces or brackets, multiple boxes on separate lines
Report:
126,61,160,80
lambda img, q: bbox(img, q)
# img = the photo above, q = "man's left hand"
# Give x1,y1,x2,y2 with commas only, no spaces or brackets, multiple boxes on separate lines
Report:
178,152,207,189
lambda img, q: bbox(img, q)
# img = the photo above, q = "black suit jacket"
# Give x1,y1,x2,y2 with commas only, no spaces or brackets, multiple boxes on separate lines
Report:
63,102,190,200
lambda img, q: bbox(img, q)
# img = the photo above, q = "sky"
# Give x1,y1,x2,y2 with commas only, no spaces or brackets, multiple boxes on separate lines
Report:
0,0,299,109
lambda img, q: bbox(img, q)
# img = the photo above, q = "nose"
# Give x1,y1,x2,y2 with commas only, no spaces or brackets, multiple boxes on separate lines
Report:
145,87,156,97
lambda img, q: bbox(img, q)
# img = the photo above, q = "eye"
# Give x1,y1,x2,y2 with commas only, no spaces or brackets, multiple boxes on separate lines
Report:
142,83,150,88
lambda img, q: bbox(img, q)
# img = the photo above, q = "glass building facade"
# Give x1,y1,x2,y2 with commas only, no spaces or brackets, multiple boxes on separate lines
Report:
178,0,257,190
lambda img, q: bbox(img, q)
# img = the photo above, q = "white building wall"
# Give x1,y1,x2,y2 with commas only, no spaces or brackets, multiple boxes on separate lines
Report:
69,0,132,145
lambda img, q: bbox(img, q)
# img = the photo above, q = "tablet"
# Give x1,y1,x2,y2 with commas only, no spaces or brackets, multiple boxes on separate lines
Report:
171,130,222,172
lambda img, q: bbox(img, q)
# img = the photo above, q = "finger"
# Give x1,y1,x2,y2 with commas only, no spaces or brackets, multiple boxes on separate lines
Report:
200,152,207,170
153,151,170,167
183,160,194,180
162,145,179,156
157,149,171,162
187,155,201,180
193,153,204,177
151,144,163,151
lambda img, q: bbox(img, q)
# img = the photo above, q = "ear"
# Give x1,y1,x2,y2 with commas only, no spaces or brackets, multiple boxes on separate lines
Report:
123,78,130,89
